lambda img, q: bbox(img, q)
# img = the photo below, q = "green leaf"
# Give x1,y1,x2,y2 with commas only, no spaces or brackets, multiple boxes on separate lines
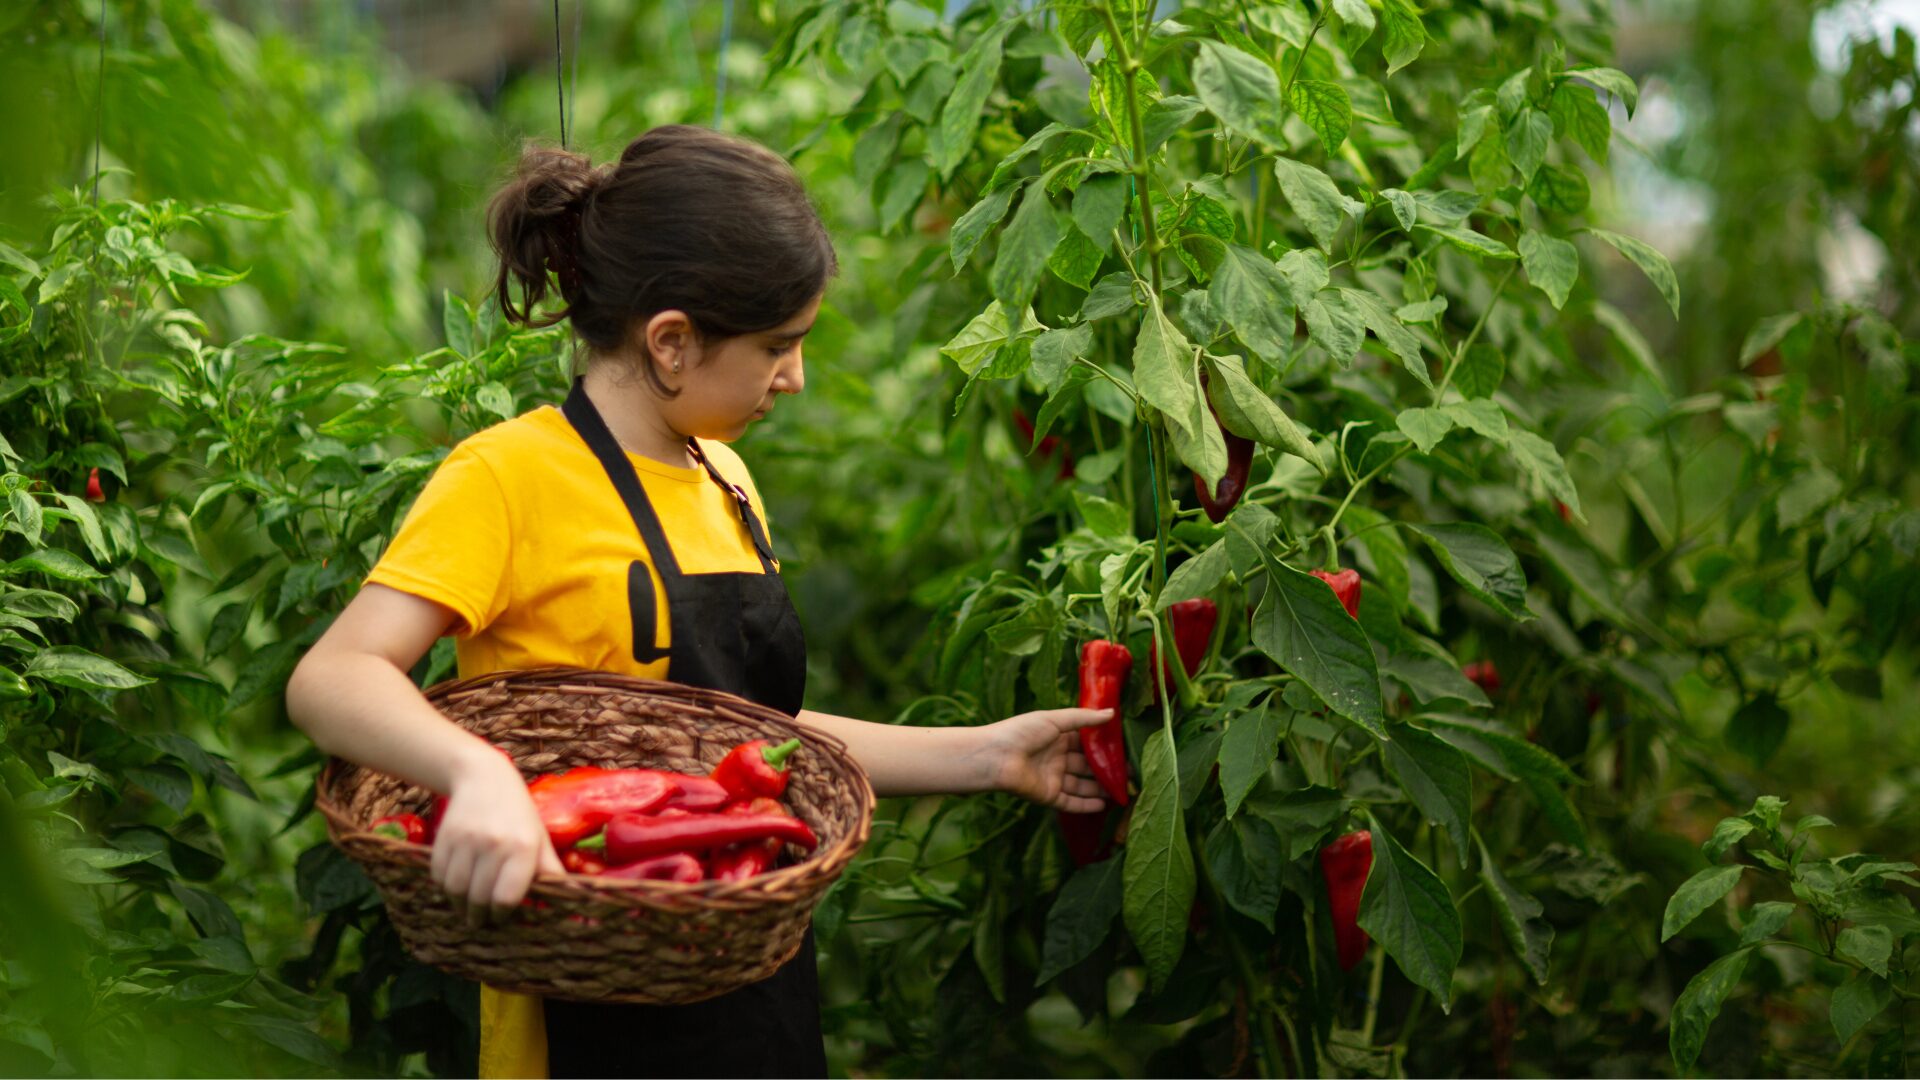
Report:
1142,95,1206,153
1358,822,1462,1011
1342,289,1429,387
1670,949,1751,1072
1251,556,1385,737
1273,158,1363,252
1380,0,1426,76
1210,246,1297,363
1124,728,1196,992
1588,228,1680,319
1415,223,1517,260
1193,41,1287,150
1219,704,1285,818
1703,817,1756,861
1479,839,1554,984
1739,901,1795,945
1330,0,1375,34
1508,429,1584,521
1288,80,1352,152
25,646,153,690
1442,398,1508,442
1396,407,1454,453
1276,248,1330,306
1528,164,1591,215
1567,66,1639,117
1453,343,1504,399
1073,175,1129,253
6,549,102,582
1037,855,1125,985
951,185,1018,270
1162,541,1229,610
474,382,515,421
1662,865,1746,941
1518,231,1579,310
1725,693,1790,768
1740,313,1803,367
1203,354,1319,467
941,301,1041,374
1133,299,1197,440
1381,188,1419,232
1305,290,1365,365
1430,721,1585,847
1384,724,1472,863
936,24,1010,179
984,121,1068,192
1166,352,1229,489
877,158,932,232
1409,523,1530,620
1395,296,1447,323
993,183,1065,312
1832,973,1892,1045
1504,109,1552,183
1549,83,1611,164
1205,814,1285,930
1837,926,1894,978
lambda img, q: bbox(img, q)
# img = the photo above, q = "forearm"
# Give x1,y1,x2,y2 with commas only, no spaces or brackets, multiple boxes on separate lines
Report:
286,649,507,796
794,709,999,798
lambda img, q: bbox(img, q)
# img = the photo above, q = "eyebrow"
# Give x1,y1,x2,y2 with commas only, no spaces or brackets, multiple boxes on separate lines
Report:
767,323,815,342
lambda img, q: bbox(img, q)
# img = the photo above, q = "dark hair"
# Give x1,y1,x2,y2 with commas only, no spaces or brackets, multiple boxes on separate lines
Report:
487,125,837,394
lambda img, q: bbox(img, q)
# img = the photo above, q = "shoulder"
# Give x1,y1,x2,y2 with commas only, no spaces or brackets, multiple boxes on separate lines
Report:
449,406,579,485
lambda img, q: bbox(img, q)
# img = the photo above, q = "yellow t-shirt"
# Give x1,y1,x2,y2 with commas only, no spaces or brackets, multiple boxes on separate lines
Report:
363,402,779,1079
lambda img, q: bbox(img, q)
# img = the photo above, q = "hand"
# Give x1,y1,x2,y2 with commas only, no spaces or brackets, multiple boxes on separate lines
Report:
429,744,565,926
978,707,1113,813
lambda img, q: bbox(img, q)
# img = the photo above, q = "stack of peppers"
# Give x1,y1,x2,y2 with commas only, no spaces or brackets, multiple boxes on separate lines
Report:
367,738,819,885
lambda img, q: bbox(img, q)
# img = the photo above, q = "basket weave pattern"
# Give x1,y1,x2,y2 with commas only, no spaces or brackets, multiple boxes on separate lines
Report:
317,667,873,1005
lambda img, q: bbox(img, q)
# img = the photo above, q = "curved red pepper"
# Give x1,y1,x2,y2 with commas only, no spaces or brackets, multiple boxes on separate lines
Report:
1192,382,1254,523
1309,568,1362,620
1013,410,1076,479
528,767,675,847
84,467,105,502
1148,598,1218,703
600,852,705,883
709,798,789,881
711,738,801,801
1076,640,1133,806
660,773,731,813
1057,809,1111,867
593,809,819,864
1319,830,1374,971
370,813,428,844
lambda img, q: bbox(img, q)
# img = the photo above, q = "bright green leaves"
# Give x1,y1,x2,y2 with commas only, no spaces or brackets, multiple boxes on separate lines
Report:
992,183,1065,312
1192,41,1288,151
1662,865,1746,941
1134,299,1227,487
1507,429,1584,519
1343,289,1429,386
1203,353,1320,469
941,301,1043,375
1381,0,1427,76
1409,523,1531,621
1209,246,1295,364
1251,555,1385,737
1073,175,1129,251
935,23,1010,179
1566,66,1639,117
1550,83,1612,164
1124,728,1195,991
1505,108,1553,184
1588,228,1680,318
1274,157,1363,252
1358,822,1462,1010
1670,949,1751,1072
949,186,1016,270
1288,80,1352,152
1415,223,1517,261
1518,231,1580,309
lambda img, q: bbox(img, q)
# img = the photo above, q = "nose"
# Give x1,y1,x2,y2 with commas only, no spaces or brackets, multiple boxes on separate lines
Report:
776,345,805,396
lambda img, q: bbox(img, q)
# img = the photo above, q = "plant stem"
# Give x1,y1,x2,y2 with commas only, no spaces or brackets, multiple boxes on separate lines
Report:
1098,4,1163,295
1432,263,1519,402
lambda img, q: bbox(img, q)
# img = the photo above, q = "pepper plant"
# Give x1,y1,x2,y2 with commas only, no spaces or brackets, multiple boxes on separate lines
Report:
775,0,1674,1073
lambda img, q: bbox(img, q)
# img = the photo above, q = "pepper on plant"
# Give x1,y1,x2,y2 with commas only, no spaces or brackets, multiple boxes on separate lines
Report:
1310,568,1362,619
1075,640,1133,806
1148,598,1218,703
1319,830,1373,971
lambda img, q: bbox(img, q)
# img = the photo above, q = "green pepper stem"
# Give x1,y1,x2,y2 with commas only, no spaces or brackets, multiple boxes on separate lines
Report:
761,738,802,768
574,831,605,851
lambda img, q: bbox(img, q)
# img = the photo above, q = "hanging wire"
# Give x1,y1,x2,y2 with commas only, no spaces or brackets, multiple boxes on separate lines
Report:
551,0,568,148
91,0,107,207
713,0,734,129
568,0,583,144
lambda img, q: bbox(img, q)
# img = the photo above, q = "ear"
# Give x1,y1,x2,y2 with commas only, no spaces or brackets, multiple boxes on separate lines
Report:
638,310,699,382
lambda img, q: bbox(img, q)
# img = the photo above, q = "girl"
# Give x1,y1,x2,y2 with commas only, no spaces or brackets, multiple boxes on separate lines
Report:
285,124,1113,1078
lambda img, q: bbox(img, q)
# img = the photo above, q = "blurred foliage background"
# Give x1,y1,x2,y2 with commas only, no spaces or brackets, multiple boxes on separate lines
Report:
1,0,1915,1075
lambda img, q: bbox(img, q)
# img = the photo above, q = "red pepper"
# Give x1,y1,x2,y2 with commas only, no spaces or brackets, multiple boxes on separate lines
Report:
1319,830,1373,971
370,813,428,844
1148,598,1218,703
561,847,607,875
1192,381,1254,523
424,795,448,842
1554,499,1571,522
1076,640,1133,806
1013,410,1076,479
1309,568,1362,620
527,767,675,847
708,798,788,881
1464,661,1501,694
600,852,705,883
710,738,802,801
1057,809,1111,867
591,808,819,864
84,467,105,502
660,773,731,813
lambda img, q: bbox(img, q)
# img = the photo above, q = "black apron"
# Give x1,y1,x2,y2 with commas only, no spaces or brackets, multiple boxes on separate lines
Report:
544,376,823,1078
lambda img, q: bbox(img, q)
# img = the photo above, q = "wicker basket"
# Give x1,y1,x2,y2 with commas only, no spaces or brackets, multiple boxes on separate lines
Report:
316,667,873,1005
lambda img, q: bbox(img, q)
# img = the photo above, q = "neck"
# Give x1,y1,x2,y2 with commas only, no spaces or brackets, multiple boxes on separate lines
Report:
582,364,694,469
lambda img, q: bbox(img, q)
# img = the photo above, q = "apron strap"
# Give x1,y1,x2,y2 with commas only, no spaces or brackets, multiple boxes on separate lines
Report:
562,376,685,578
686,439,779,573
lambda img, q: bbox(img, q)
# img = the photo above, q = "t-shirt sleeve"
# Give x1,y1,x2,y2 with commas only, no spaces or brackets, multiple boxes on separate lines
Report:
364,442,513,639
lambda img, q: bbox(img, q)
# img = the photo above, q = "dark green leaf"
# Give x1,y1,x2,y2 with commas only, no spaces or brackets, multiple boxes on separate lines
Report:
1038,855,1126,985
1662,865,1745,941
1193,41,1287,150
1210,246,1296,363
1251,557,1386,737
993,183,1065,312
1219,704,1285,817
1204,814,1285,930
1409,523,1530,620
936,25,1010,178
1123,728,1196,992
1725,693,1790,767
1358,822,1462,1011
1288,80,1352,152
1670,949,1750,1072
1518,231,1579,309
1832,973,1892,1044
1274,158,1362,252
1384,724,1472,863
951,185,1018,270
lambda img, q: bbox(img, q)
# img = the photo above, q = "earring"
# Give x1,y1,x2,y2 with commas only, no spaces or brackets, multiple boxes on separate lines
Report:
672,361,682,373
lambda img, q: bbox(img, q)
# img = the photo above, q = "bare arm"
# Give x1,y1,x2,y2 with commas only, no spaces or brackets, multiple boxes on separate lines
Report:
286,584,561,921
795,706,1113,813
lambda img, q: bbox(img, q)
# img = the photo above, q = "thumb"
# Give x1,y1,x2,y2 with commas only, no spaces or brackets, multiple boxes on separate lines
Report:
537,840,565,876
1042,707,1114,735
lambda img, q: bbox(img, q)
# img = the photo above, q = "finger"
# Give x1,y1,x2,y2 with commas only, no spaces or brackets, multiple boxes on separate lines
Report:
468,849,505,927
440,845,475,920
1063,774,1103,798
536,840,566,877
1041,708,1116,733
491,848,538,921
1056,792,1107,814
1064,749,1092,776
